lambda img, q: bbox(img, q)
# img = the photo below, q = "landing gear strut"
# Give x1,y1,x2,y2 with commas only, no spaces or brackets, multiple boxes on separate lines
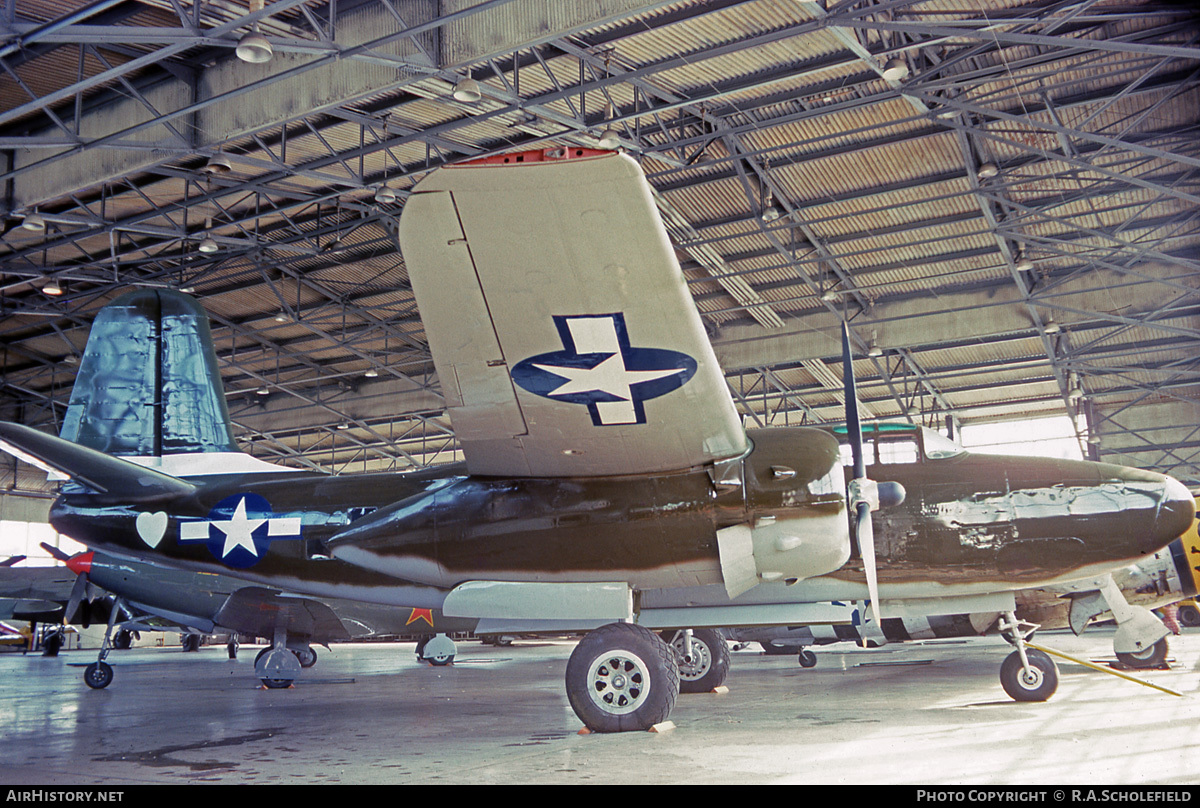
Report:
997,611,1058,702
83,596,128,689
1069,574,1173,668
661,629,730,693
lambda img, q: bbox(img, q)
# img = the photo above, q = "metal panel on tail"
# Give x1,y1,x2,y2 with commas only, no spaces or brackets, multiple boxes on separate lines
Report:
60,289,238,456
399,150,747,477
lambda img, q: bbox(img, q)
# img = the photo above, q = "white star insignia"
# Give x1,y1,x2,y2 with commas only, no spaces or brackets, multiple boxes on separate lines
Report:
211,496,266,558
533,354,683,400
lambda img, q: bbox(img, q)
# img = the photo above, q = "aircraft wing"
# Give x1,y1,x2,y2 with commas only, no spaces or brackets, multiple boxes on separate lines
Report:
399,149,748,477
0,421,196,504
213,587,352,643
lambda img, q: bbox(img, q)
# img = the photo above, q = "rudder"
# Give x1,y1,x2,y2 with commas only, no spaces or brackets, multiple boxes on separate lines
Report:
61,289,238,457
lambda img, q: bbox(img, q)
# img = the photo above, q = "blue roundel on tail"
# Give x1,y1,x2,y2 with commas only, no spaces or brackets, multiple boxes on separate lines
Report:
510,313,697,426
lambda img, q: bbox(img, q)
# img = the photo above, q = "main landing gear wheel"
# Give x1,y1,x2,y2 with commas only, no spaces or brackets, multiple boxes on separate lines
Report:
566,623,679,733
84,661,113,690
1178,603,1200,628
416,634,457,666
797,648,818,668
1116,637,1169,669
41,630,62,657
254,646,300,689
662,629,730,694
294,645,318,668
1000,649,1058,702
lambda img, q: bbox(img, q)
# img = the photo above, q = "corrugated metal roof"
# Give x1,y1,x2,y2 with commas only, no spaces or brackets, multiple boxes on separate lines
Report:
1,0,1197,483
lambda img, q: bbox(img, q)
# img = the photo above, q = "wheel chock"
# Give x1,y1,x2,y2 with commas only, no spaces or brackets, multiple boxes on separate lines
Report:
576,720,677,735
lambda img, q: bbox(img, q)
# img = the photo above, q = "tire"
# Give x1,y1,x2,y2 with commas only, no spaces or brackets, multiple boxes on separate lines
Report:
418,634,456,666
1000,649,1058,702
662,629,730,694
181,634,201,652
1178,604,1200,628
84,661,113,690
797,648,817,668
254,647,300,687
42,631,62,657
566,623,679,733
1116,637,1168,669
294,646,318,668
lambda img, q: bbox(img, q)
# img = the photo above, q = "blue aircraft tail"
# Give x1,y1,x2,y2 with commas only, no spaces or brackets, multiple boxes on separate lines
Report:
60,289,238,457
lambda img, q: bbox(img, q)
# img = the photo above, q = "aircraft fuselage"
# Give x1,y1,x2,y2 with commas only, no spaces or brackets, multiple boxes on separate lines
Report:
48,427,1195,610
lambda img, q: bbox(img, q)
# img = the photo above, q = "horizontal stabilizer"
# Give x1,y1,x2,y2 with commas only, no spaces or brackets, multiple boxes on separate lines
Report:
214,587,351,643
0,422,196,504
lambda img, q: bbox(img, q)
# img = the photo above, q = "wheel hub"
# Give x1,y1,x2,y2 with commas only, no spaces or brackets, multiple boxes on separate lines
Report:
670,634,712,681
588,652,650,715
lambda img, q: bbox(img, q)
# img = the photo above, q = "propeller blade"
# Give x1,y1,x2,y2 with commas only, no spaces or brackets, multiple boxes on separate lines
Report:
841,324,865,481
856,502,881,628
842,322,881,626
65,571,89,627
39,542,72,563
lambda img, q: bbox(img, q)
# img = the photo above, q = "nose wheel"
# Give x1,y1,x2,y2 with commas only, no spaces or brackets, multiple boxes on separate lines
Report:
84,661,114,690
998,612,1058,702
81,596,129,690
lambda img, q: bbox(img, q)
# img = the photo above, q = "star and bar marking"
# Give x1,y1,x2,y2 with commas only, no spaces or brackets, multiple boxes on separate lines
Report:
510,313,697,426
178,493,303,568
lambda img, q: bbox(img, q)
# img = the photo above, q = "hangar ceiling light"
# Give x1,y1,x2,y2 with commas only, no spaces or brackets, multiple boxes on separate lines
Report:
452,77,482,103
882,58,909,82
21,211,45,232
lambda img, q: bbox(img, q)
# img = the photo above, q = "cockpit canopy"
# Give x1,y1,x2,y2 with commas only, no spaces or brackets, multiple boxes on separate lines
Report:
832,422,966,467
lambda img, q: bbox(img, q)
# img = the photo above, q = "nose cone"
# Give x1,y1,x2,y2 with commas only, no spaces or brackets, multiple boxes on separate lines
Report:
64,551,93,576
1154,475,1196,551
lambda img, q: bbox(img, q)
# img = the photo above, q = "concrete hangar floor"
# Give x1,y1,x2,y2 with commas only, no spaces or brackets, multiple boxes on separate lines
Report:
1,627,1198,786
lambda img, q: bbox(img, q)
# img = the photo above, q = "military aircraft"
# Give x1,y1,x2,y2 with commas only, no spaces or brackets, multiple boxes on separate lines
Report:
780,423,1200,671
730,533,1199,669
0,552,117,654
0,148,1194,732
50,547,476,689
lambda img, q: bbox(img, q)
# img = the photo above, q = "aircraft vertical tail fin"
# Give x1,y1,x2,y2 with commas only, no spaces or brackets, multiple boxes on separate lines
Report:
60,289,238,457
